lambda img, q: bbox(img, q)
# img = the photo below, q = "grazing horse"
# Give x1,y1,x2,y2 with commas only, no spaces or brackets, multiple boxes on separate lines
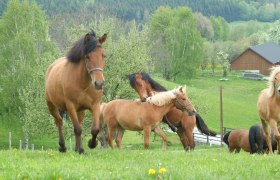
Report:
45,30,107,153
249,124,277,154
127,72,216,151
102,86,195,150
258,66,280,154
223,129,250,153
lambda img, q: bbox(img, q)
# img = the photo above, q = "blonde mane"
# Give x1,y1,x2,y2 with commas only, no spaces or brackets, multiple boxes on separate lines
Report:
146,86,186,106
268,66,280,97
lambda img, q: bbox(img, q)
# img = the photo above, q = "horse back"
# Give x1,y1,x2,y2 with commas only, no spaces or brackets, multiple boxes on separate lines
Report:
103,100,160,131
228,129,250,152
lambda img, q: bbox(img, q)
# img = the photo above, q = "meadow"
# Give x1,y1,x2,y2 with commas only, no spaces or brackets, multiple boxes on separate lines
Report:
1,148,280,179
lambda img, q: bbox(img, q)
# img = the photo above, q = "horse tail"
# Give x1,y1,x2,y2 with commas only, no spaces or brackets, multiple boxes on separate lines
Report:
249,125,260,154
223,131,231,146
195,113,217,136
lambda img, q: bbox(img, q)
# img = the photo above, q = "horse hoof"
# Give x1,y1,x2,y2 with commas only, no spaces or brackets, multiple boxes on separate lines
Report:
59,146,67,153
75,148,84,154
88,139,98,149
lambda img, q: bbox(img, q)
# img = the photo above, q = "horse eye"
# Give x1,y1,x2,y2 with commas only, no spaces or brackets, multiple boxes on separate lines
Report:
182,98,186,101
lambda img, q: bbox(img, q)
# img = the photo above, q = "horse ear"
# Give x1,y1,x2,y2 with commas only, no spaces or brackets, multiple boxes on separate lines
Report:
84,33,91,44
99,33,108,44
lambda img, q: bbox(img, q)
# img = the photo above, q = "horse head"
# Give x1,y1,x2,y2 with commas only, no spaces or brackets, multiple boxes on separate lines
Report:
268,66,280,97
84,32,107,90
173,86,196,116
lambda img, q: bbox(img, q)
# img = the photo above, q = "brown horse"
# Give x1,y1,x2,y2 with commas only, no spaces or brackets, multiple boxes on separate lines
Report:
258,65,280,154
127,72,216,151
223,129,250,153
45,30,107,153
102,86,195,150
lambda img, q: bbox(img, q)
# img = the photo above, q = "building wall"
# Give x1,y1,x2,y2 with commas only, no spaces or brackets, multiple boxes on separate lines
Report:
230,49,273,75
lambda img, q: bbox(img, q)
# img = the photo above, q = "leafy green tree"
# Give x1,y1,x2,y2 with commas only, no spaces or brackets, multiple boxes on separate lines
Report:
194,12,214,40
150,6,204,80
0,0,58,135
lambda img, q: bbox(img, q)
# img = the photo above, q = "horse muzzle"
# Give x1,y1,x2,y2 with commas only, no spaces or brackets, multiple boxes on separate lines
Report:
185,109,196,116
93,80,104,90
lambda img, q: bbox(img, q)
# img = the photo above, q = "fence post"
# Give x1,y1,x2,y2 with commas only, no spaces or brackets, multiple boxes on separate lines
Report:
220,84,224,147
69,137,72,151
9,132,12,149
207,135,209,145
31,144,34,151
42,146,44,151
25,133,29,150
20,140,22,150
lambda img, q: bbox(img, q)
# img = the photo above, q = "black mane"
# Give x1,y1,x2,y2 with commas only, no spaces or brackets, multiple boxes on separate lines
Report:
128,71,167,91
66,30,97,63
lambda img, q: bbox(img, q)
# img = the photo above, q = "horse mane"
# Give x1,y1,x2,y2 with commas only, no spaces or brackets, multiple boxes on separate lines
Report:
66,30,97,63
127,71,167,91
223,131,231,146
140,72,167,91
146,86,184,106
268,65,280,97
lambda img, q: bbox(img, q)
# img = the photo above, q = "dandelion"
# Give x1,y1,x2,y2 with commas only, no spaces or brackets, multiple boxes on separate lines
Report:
159,168,166,173
149,169,156,175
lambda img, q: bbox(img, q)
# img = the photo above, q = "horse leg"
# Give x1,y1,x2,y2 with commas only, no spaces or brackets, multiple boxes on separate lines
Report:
235,147,241,153
153,126,167,151
88,104,101,149
182,116,195,150
67,104,84,154
176,126,190,150
46,101,66,152
107,125,116,149
261,119,272,154
269,120,280,154
143,127,151,149
115,127,125,150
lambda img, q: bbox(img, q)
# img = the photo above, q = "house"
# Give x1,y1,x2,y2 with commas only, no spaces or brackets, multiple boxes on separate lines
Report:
230,42,280,75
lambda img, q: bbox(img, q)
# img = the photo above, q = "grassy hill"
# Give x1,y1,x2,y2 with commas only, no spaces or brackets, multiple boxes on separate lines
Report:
0,72,267,150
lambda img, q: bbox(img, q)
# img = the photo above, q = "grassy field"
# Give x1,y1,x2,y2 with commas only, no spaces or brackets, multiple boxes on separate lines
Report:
1,148,280,179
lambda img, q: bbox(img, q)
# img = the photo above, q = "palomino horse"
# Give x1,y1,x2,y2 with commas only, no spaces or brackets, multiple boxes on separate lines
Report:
128,72,216,151
223,129,250,153
258,66,280,154
45,30,107,153
102,86,195,150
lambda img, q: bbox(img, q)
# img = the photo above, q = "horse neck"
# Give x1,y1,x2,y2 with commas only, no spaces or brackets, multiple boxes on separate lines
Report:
154,100,176,117
75,59,92,87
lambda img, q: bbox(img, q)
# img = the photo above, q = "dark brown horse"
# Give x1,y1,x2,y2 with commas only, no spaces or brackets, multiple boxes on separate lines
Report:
45,30,107,153
128,72,216,151
102,86,195,150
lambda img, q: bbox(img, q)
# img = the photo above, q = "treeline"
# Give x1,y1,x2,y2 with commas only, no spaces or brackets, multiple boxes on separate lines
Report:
93,0,280,22
1,0,280,22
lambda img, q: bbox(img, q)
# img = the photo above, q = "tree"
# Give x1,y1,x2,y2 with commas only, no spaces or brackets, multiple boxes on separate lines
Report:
0,0,58,135
217,51,230,77
150,6,204,80
194,12,214,40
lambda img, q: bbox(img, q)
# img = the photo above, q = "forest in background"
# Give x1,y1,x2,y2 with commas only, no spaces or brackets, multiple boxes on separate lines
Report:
0,0,280,138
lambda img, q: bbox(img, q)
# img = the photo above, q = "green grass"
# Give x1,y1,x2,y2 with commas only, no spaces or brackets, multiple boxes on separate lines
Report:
1,148,280,179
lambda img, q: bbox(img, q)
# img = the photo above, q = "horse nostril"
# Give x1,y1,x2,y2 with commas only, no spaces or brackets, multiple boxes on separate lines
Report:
94,81,104,90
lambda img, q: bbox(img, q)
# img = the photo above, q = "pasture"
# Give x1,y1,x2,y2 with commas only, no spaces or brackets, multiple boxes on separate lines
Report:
1,148,280,179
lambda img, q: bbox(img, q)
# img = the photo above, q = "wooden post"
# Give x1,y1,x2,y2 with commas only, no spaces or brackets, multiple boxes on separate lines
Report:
220,84,223,147
69,137,72,151
31,144,34,151
20,140,22,150
9,132,12,149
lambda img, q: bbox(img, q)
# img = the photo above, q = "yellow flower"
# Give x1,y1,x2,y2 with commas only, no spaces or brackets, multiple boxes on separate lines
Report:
159,168,166,173
149,169,156,175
